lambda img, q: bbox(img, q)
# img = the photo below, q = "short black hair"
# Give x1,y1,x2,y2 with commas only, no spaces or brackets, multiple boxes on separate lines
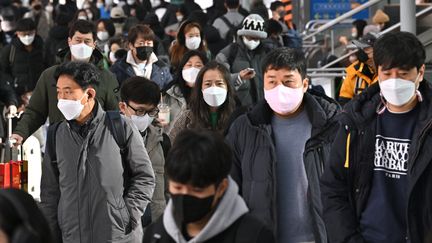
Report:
373,31,425,71
15,18,36,32
68,19,97,41
270,1,284,11
54,62,100,89
127,24,155,44
266,19,282,35
225,0,239,9
262,47,307,79
120,76,160,106
165,129,232,188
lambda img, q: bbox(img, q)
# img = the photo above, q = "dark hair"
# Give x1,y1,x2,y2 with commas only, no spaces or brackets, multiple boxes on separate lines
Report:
68,19,97,41
127,24,155,44
108,36,125,49
266,19,282,35
189,61,236,131
165,129,232,187
225,0,240,9
373,31,425,71
0,189,53,243
96,19,115,37
120,76,160,106
169,50,209,102
270,1,284,11
54,62,100,89
352,19,367,39
15,18,36,32
262,47,307,79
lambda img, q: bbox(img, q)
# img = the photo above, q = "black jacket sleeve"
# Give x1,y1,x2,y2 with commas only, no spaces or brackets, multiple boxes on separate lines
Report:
320,126,365,243
0,78,18,106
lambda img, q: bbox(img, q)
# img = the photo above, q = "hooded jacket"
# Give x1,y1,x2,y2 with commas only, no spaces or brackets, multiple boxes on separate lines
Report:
143,177,274,243
40,103,155,243
226,91,340,242
163,84,187,133
13,47,120,141
321,81,432,243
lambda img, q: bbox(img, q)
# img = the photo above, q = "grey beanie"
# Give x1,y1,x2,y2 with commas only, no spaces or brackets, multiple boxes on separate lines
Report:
237,14,268,39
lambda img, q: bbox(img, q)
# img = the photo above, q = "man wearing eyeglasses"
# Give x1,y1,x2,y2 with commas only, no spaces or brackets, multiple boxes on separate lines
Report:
119,76,169,229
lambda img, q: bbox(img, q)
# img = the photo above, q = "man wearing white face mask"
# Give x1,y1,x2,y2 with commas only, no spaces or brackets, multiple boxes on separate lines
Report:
216,14,270,107
23,0,53,41
0,18,45,95
321,32,432,243
40,62,155,243
11,20,120,147
119,76,169,228
226,48,340,242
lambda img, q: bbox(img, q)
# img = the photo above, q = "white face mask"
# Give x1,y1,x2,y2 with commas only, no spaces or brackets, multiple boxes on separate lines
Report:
96,2,104,8
19,34,35,46
45,5,54,13
78,15,88,20
176,15,183,22
109,51,117,63
264,84,304,114
182,67,201,84
150,0,161,8
243,37,260,50
70,43,94,61
379,74,419,106
131,114,153,131
1,21,14,32
97,31,109,41
76,0,85,9
57,93,87,120
351,31,358,38
127,0,135,5
202,86,227,107
185,36,201,50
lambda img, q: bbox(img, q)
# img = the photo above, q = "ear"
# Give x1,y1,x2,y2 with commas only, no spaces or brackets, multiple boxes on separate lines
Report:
128,42,134,50
119,101,127,114
418,64,426,83
302,77,309,93
86,88,96,100
215,178,229,199
67,37,72,46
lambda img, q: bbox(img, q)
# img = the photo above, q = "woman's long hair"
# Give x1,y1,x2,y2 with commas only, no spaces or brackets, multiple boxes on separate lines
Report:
189,61,236,131
165,50,209,102
169,20,208,71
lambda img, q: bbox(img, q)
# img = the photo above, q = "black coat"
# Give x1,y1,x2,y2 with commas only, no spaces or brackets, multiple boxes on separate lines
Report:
0,35,46,92
226,91,340,242
143,213,274,243
321,81,432,243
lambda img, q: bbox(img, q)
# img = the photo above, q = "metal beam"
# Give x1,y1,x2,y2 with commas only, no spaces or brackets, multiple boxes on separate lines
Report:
400,0,416,34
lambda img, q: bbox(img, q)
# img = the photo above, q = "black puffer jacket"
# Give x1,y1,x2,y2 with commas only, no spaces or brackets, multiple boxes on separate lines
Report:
226,90,340,242
0,35,46,92
321,81,432,243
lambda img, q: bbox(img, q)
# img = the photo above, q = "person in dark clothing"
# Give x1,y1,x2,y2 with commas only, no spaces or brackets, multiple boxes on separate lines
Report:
0,189,53,243
143,129,275,243
0,6,17,47
321,31,432,243
226,47,340,242
44,9,74,66
0,18,46,94
110,24,172,88
0,77,18,139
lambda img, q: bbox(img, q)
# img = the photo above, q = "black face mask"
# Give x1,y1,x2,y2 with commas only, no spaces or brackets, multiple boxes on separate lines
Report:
356,49,369,63
171,194,215,226
136,46,153,61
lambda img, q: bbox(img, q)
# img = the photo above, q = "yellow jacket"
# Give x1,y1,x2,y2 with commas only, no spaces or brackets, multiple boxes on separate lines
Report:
339,61,378,103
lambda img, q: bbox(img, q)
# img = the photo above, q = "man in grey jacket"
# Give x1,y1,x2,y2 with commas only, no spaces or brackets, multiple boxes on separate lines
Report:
40,62,155,243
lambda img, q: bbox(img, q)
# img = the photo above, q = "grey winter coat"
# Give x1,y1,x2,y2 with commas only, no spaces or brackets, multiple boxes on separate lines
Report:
143,125,166,221
226,91,340,242
215,39,268,107
163,85,187,133
40,103,155,243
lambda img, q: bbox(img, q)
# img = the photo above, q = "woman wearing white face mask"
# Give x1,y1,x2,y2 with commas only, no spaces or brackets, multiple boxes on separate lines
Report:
168,61,236,142
162,50,208,132
169,20,210,73
95,19,115,54
0,18,46,93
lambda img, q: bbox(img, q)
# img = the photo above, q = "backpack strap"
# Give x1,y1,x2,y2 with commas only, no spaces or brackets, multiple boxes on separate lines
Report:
9,44,15,66
46,122,62,178
227,43,239,70
220,15,235,29
105,111,131,194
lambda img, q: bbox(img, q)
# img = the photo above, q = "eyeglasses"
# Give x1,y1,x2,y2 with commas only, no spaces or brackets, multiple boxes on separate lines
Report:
125,102,159,117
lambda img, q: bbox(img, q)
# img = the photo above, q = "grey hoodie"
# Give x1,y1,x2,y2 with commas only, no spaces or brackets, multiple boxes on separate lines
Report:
163,177,248,243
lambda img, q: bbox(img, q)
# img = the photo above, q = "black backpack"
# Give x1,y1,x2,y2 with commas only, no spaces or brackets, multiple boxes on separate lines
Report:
46,111,131,193
220,16,242,44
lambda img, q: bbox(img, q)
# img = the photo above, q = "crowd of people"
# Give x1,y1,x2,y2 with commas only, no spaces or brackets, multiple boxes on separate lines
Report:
0,0,431,242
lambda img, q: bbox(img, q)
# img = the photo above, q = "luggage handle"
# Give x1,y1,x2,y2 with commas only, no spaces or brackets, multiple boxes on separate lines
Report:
4,111,24,187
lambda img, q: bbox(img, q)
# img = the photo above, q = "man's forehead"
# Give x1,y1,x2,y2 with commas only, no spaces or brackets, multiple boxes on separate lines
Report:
72,31,94,40
265,67,300,76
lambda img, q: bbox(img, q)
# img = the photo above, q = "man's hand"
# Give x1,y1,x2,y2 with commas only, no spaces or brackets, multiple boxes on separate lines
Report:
239,68,256,81
10,134,23,146
7,105,17,116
